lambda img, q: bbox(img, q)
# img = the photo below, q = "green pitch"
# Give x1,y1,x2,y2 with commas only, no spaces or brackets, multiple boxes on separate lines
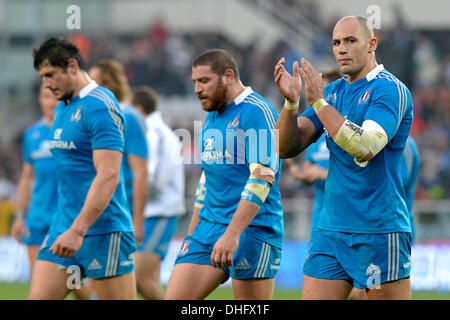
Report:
0,282,449,300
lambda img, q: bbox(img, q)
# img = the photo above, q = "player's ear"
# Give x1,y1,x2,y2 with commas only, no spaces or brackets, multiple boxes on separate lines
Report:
67,58,79,75
223,68,235,82
368,37,378,53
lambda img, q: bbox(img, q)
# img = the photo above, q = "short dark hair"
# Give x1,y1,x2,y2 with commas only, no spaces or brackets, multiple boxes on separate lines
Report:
33,38,86,71
132,86,158,115
192,49,240,80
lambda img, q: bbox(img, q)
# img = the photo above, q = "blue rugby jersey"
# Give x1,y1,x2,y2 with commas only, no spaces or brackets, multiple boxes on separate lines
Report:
400,136,420,215
22,119,58,231
301,65,413,234
304,134,329,233
120,103,148,213
198,87,284,248
48,81,133,235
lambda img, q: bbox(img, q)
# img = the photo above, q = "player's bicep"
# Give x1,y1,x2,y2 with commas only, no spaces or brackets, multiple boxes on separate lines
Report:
93,149,123,181
127,154,148,176
365,83,408,141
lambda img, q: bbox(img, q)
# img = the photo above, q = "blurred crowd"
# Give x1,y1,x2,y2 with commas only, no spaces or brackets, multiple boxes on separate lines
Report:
0,8,448,220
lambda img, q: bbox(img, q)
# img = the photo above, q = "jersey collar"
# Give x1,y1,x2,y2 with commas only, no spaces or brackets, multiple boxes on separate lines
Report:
79,80,99,99
366,64,385,82
234,87,253,105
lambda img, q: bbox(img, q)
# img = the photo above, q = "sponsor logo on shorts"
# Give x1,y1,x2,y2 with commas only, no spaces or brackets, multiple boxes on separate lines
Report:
403,255,411,269
88,258,103,270
270,258,281,270
120,253,135,267
235,258,251,270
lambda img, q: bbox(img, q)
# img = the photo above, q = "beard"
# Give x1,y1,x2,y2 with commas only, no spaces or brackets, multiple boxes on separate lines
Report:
60,89,75,102
198,79,228,112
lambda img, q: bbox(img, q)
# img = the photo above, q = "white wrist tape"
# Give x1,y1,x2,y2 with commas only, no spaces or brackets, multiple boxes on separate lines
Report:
333,119,388,163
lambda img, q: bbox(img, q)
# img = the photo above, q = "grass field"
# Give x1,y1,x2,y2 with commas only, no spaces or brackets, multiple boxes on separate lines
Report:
1,282,449,300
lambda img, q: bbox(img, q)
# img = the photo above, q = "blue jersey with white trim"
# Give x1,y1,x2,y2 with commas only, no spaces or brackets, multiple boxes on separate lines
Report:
198,88,284,248
301,65,413,234
49,83,133,235
304,134,329,232
120,103,148,212
400,136,420,214
22,120,58,231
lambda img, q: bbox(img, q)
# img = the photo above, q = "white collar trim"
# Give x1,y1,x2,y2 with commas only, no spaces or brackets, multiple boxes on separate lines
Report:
234,87,253,105
366,64,385,82
79,80,98,99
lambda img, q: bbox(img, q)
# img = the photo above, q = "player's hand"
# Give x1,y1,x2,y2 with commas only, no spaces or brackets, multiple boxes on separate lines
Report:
11,217,28,243
274,57,302,104
49,228,84,258
211,231,240,269
298,166,320,184
299,58,325,106
287,163,304,181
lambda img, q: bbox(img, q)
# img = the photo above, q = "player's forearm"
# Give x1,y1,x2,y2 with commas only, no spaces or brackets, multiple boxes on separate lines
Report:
187,206,200,236
132,171,148,222
314,104,346,138
275,107,303,158
17,165,33,213
71,170,120,235
315,167,328,181
223,200,260,238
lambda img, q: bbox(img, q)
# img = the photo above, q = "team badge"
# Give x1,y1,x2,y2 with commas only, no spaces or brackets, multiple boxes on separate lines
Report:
227,115,240,129
358,89,371,104
71,107,82,122
179,240,191,256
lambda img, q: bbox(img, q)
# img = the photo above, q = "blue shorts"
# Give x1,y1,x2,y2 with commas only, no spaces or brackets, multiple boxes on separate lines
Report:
136,216,178,259
37,230,136,280
22,226,50,246
175,219,282,280
304,229,412,289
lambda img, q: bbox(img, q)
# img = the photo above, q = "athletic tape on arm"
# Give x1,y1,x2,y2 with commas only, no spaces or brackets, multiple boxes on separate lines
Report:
240,163,274,207
333,119,388,164
194,171,206,209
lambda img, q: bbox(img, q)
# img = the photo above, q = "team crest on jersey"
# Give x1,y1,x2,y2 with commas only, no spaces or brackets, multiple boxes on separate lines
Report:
70,107,82,122
227,115,240,129
358,89,370,104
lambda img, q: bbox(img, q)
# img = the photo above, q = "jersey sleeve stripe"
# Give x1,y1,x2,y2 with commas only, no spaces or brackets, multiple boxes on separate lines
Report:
376,73,408,129
243,96,280,166
89,90,125,139
245,95,277,131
